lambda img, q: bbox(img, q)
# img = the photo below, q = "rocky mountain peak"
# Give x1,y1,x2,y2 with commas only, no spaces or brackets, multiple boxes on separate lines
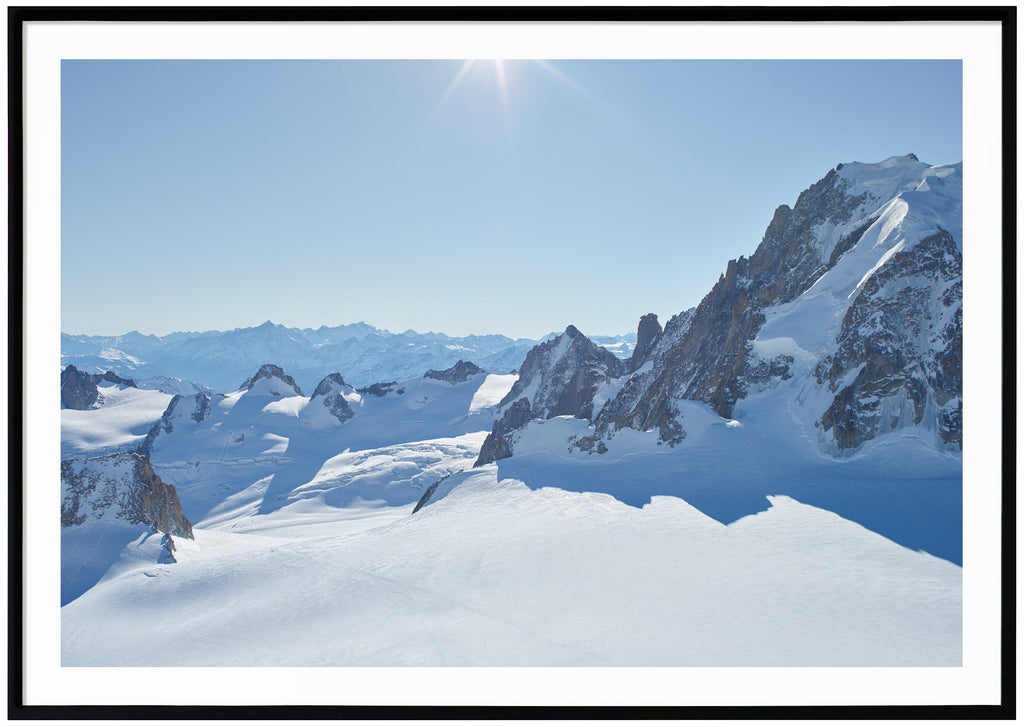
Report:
313,372,349,393
307,373,357,425
240,363,304,396
471,326,630,466
424,360,485,384
594,156,962,454
97,371,137,387
495,325,627,422
140,392,215,456
628,313,662,374
61,365,99,410
61,365,138,410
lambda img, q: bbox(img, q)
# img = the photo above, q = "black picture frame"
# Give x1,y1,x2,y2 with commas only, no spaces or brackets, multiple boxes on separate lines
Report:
9,4,1016,719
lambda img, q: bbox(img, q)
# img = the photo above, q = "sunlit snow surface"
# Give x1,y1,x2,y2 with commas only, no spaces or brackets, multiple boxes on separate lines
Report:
468,373,518,413
62,372,961,666
62,475,960,666
61,384,173,457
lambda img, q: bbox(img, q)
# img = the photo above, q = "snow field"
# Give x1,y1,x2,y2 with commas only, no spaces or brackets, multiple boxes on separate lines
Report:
468,373,518,413
61,385,173,458
61,469,960,666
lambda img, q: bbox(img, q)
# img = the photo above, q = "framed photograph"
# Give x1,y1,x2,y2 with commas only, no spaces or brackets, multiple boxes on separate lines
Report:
10,5,1014,719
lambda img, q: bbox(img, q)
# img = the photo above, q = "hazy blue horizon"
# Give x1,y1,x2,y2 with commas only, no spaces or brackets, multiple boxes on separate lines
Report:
62,59,962,339
60,317,606,342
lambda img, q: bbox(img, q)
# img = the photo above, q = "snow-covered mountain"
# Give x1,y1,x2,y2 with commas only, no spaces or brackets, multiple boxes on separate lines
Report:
476,155,962,464
476,325,627,466
61,321,636,394
60,155,963,667
130,361,510,525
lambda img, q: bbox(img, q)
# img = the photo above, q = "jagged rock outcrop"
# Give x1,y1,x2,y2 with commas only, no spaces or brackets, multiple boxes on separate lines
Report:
61,365,137,410
61,451,194,539
613,171,868,428
424,360,485,383
495,325,627,423
140,392,217,456
61,365,99,410
475,398,533,466
628,314,662,373
97,371,137,387
597,155,962,453
159,534,178,564
305,373,357,425
357,381,401,397
473,325,634,464
814,229,962,449
240,363,304,396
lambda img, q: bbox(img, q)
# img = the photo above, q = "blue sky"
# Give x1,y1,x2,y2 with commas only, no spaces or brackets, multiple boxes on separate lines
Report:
61,59,962,339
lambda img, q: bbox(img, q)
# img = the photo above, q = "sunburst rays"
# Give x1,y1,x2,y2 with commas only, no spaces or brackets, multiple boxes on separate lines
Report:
427,59,600,130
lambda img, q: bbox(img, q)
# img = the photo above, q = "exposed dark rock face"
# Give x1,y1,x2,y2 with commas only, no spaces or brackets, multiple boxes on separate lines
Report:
628,314,663,374
190,393,211,423
312,372,348,393
97,371,137,387
309,373,356,424
496,325,627,423
159,534,178,564
814,229,962,450
597,166,876,441
567,434,609,455
240,364,304,396
61,365,99,410
61,365,138,410
471,324,628,467
61,452,194,539
412,473,452,513
828,215,878,269
140,393,214,456
424,360,485,383
594,159,962,454
475,398,533,467
357,381,399,397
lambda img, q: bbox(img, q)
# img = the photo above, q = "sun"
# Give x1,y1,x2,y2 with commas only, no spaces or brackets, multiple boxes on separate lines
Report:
428,59,599,129
429,59,510,125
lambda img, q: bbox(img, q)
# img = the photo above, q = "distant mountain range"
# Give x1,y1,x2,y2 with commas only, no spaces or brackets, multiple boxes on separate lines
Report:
61,321,636,394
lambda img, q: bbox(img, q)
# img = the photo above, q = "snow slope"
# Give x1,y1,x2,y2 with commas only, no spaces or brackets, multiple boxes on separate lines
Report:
62,359,961,666
61,384,173,458
141,368,500,525
62,469,960,666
